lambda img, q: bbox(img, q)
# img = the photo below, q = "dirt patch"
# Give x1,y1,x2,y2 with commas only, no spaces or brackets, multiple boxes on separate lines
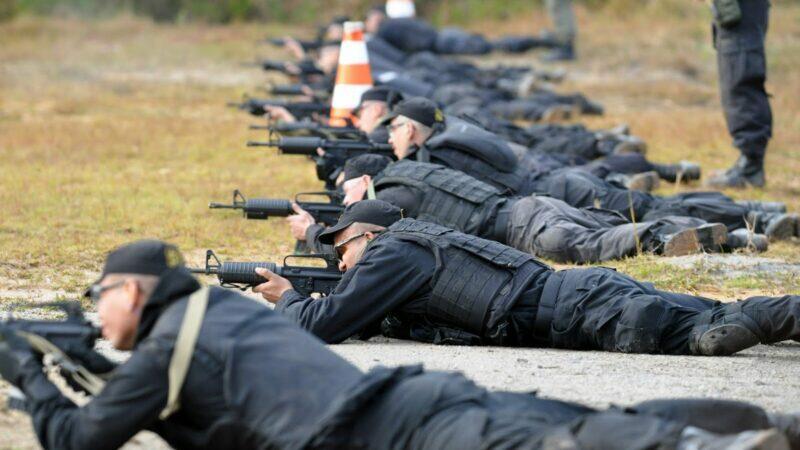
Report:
663,254,800,279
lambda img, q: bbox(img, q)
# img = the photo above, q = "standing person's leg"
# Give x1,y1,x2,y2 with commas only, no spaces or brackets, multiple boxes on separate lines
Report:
706,0,772,188
544,0,576,61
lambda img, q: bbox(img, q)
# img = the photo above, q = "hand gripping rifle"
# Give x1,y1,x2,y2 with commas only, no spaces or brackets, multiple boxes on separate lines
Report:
209,190,344,224
189,250,341,297
1,302,106,411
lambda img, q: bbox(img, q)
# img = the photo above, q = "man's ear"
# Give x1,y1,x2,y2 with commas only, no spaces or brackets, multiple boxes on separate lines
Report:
362,174,372,185
128,280,149,312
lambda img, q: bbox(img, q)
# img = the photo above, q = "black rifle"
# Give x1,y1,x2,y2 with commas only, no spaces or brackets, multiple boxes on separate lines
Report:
1,302,106,411
248,136,393,189
247,136,392,156
250,122,365,140
209,189,343,225
266,37,340,52
228,98,330,120
269,84,311,97
190,250,341,297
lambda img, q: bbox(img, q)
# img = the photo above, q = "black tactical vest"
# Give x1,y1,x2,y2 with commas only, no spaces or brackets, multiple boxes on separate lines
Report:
416,116,529,194
381,219,551,335
375,160,506,236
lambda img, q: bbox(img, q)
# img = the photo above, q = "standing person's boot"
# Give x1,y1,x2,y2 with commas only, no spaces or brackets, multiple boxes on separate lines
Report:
705,155,766,188
653,161,702,183
542,41,575,62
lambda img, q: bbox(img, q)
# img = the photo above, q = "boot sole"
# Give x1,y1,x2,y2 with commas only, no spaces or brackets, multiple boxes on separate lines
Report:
541,105,578,122
766,215,798,241
663,228,701,257
730,429,790,450
612,140,647,156
695,223,728,252
697,324,760,356
626,171,660,192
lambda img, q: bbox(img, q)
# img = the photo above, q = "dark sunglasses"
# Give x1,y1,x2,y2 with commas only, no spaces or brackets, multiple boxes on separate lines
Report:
333,232,369,260
87,280,126,301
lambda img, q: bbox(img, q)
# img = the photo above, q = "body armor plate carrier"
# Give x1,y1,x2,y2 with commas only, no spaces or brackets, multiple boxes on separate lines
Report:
375,160,506,236
382,219,551,335
415,116,529,194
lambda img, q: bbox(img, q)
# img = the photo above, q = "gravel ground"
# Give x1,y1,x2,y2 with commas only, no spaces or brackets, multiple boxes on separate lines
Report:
332,338,800,412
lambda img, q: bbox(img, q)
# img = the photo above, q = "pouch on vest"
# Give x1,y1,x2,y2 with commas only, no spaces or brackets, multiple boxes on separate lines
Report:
712,0,742,28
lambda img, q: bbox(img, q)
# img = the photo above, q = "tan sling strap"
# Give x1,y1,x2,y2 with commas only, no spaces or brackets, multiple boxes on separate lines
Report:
367,180,377,200
159,286,209,419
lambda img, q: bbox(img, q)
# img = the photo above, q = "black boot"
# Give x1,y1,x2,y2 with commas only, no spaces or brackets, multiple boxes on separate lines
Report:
726,229,769,252
542,42,575,62
678,427,789,450
660,223,728,257
705,155,766,188
746,212,799,241
768,413,800,450
692,323,761,356
736,200,788,214
607,171,660,192
652,161,702,183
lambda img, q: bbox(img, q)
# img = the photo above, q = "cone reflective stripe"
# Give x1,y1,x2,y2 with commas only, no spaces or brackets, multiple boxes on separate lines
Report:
329,22,373,127
386,0,415,18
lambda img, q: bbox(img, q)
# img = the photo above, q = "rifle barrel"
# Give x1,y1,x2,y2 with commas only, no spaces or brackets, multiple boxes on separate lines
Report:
247,141,276,147
208,202,240,209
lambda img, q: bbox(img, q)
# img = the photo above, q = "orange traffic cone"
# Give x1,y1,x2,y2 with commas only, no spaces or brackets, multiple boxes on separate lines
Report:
329,21,373,127
386,0,415,18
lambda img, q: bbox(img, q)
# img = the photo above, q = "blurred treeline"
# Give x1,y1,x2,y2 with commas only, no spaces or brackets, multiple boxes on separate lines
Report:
0,0,690,24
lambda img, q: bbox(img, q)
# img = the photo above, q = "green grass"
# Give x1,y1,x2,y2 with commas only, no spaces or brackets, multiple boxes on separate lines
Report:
0,3,799,299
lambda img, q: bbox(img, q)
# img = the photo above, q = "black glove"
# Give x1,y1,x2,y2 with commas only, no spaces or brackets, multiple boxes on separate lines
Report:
59,342,117,375
0,330,42,388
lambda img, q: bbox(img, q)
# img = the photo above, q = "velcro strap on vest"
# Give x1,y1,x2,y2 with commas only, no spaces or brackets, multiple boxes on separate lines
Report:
160,287,210,420
490,201,513,243
533,272,564,340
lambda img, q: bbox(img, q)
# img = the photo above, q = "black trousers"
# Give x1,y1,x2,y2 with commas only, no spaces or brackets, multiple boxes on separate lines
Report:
332,366,781,450
525,168,752,231
488,91,600,121
504,196,711,264
532,267,800,354
715,0,772,159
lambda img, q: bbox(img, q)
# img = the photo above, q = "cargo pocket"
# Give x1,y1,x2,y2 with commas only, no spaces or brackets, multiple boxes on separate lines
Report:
612,296,666,354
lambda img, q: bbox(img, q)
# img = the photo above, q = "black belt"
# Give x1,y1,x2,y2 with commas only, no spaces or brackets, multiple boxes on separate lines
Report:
491,201,514,242
533,272,564,340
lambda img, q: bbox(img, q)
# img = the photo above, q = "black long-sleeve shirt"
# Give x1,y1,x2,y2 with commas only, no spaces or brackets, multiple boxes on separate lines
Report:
276,236,435,343
276,233,549,346
24,272,364,450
